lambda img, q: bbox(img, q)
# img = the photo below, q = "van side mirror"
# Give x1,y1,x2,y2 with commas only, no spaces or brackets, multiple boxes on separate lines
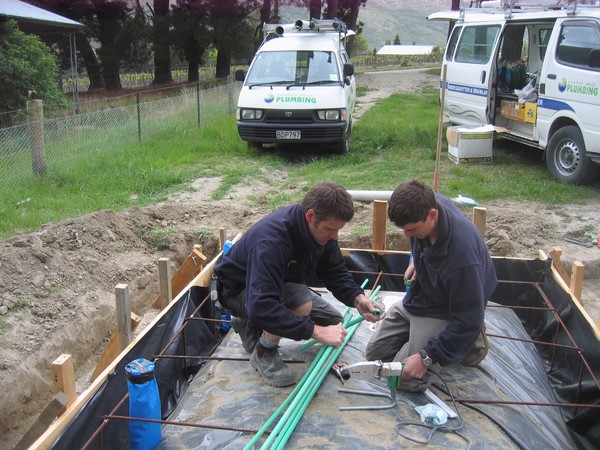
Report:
588,48,600,68
343,63,354,77
235,69,246,82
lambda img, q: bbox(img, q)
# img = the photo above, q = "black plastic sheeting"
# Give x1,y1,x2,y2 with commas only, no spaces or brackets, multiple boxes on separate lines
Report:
321,253,600,449
48,253,600,449
50,286,221,450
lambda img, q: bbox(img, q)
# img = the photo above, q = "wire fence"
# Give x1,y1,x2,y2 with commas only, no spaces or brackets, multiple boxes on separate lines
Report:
0,80,239,192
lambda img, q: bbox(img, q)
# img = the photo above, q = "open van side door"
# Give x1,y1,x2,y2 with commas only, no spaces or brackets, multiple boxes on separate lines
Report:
436,16,503,125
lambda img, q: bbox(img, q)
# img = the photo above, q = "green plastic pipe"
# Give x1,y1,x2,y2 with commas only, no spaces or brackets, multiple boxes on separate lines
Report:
300,284,381,350
272,321,361,449
273,322,360,449
244,307,352,450
258,313,355,449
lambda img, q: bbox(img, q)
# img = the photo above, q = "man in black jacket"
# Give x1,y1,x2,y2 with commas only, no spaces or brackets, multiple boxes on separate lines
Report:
215,181,384,387
366,179,497,391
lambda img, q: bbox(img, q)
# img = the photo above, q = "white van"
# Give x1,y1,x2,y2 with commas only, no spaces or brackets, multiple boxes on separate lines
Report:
429,1,600,184
234,19,356,154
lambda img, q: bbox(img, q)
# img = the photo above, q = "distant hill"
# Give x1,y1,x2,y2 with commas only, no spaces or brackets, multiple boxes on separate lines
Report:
280,0,451,51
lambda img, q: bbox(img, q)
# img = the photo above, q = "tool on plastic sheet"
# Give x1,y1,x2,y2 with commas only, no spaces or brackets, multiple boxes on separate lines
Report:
335,360,403,410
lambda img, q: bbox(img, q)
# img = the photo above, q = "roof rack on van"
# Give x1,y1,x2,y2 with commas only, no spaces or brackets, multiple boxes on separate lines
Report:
262,18,349,42
456,0,599,20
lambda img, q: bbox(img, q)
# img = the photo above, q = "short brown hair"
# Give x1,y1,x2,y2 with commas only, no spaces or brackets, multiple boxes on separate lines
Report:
300,181,354,223
388,179,436,227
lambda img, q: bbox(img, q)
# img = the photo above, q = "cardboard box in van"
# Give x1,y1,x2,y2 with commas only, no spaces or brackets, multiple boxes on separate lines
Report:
446,125,493,164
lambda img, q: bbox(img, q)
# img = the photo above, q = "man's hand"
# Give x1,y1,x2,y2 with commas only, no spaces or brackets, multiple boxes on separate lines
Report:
401,353,428,380
405,258,416,285
354,294,386,323
312,323,348,348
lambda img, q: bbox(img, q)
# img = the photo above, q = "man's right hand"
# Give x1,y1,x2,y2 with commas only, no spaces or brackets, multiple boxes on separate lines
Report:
312,323,348,348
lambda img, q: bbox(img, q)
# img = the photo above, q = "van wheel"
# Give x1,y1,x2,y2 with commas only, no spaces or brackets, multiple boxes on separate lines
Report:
546,126,598,185
334,123,351,155
247,141,263,150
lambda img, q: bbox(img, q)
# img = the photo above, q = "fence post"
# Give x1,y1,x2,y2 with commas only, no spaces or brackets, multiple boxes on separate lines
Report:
197,80,201,127
27,99,47,176
136,93,142,141
228,74,234,114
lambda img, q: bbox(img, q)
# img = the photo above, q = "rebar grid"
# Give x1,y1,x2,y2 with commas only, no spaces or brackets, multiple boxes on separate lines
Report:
80,272,599,449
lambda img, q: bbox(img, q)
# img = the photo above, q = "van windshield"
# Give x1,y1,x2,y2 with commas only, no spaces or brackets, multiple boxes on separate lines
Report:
246,50,340,85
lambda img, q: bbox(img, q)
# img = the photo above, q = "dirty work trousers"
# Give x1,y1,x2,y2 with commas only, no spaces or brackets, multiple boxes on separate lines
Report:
365,300,450,391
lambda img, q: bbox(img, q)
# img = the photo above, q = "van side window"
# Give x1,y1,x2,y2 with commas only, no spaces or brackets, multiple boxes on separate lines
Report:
538,28,553,61
446,25,462,61
556,20,600,70
456,25,501,64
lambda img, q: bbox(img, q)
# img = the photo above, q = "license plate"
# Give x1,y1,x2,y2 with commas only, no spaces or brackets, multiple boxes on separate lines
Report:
276,130,301,140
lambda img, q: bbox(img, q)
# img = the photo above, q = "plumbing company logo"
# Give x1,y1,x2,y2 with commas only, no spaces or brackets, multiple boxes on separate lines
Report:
558,78,599,96
263,94,317,103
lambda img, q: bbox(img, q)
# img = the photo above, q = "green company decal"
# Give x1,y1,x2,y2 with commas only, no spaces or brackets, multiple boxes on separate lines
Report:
567,83,598,96
275,96,317,103
562,79,598,97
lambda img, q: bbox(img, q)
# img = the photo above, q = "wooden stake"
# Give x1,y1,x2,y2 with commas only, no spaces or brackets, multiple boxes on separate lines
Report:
90,312,141,382
51,354,76,408
193,232,242,287
115,284,132,350
158,257,173,309
372,200,388,251
473,207,487,237
570,261,584,303
219,228,227,253
151,246,207,309
548,247,570,285
13,392,69,450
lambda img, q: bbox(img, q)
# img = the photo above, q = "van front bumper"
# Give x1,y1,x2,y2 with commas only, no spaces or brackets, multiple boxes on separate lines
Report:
237,121,346,143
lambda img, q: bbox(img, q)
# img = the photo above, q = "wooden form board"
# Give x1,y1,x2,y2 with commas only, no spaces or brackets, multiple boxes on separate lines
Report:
192,233,242,287
14,392,69,450
30,248,213,450
90,312,142,382
152,247,207,309
540,249,599,339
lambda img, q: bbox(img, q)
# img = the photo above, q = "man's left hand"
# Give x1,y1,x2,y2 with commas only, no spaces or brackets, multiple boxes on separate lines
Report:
355,295,385,323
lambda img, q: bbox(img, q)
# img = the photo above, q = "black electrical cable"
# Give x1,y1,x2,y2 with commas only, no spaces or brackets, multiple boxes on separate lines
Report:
394,369,472,449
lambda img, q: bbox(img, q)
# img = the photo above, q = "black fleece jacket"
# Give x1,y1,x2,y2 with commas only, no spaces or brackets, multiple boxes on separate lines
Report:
214,203,363,341
405,194,498,366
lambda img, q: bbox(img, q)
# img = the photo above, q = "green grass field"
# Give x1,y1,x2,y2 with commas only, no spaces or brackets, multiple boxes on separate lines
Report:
2,85,598,239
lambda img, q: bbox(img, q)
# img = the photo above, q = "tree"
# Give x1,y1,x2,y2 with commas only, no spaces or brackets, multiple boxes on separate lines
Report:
24,0,106,90
0,20,65,122
334,0,368,55
25,0,151,91
151,0,173,84
393,33,401,45
172,0,211,82
209,0,258,79
351,32,369,55
91,0,131,89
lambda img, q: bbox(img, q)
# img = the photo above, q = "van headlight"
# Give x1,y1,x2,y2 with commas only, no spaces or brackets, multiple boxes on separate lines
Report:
317,109,347,121
238,108,264,120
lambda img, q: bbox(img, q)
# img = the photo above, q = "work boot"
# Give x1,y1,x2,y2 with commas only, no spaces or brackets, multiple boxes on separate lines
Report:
231,317,260,354
462,325,489,367
250,343,296,387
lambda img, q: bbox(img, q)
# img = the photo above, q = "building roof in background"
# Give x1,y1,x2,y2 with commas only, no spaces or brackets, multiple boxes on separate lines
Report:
0,0,84,33
377,44,434,56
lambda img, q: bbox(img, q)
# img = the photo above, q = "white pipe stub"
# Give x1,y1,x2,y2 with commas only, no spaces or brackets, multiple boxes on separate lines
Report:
346,190,393,202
